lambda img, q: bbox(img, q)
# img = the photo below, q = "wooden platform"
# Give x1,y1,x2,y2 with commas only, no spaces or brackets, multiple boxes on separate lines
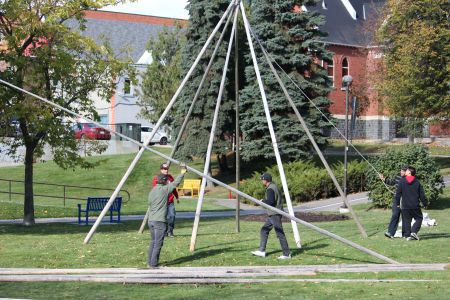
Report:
0,263,447,284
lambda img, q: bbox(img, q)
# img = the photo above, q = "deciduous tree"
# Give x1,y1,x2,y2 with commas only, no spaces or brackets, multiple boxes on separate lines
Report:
0,0,131,225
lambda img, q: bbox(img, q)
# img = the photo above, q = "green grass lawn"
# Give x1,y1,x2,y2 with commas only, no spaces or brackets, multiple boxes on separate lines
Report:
0,188,449,299
0,147,230,218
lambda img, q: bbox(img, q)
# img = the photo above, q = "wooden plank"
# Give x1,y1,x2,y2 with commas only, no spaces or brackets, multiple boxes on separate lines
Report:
0,263,447,276
0,275,441,284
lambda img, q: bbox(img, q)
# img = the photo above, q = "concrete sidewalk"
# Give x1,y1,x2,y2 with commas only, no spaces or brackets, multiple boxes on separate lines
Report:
1,176,448,225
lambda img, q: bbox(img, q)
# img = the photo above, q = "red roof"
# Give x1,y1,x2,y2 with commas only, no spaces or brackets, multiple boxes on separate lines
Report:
83,10,188,27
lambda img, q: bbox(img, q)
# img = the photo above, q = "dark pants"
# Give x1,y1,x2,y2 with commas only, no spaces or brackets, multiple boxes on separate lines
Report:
387,204,403,236
402,208,423,237
166,202,176,234
259,215,290,256
148,221,167,267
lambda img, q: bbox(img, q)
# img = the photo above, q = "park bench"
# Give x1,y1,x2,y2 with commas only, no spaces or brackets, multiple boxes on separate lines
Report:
77,196,122,225
176,179,201,197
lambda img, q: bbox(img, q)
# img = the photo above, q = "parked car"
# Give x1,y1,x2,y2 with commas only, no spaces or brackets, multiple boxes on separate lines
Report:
141,126,168,145
73,123,111,140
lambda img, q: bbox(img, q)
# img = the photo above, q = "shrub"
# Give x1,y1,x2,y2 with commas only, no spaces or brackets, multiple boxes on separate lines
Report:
240,159,368,205
366,144,444,208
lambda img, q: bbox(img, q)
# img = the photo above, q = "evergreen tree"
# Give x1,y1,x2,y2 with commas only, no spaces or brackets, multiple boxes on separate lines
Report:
172,0,236,169
239,0,332,162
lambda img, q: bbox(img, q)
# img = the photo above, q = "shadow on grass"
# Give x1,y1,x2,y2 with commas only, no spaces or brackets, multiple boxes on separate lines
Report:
164,247,239,266
429,195,450,210
419,233,450,240
194,238,255,251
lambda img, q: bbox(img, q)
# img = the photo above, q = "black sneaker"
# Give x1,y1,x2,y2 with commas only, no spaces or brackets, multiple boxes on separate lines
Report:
384,232,394,239
410,232,420,240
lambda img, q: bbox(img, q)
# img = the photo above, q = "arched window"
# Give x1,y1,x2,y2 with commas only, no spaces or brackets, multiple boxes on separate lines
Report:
342,57,349,77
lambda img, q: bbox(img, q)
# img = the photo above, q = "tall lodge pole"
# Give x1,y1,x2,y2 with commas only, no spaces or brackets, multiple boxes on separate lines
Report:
240,2,302,248
234,5,241,233
189,6,239,252
83,1,235,244
0,77,394,263
138,9,235,234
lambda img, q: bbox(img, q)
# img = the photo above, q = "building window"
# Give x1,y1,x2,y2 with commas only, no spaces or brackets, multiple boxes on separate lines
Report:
327,59,334,86
99,114,109,125
342,57,349,77
123,78,131,95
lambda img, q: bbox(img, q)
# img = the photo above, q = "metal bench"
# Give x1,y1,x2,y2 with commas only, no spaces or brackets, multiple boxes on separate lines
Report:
77,196,122,225
176,179,201,197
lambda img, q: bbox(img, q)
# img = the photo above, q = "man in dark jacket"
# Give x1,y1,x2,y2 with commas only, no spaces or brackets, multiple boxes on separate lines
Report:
147,165,186,268
152,163,179,237
251,173,291,259
380,166,407,238
395,166,428,241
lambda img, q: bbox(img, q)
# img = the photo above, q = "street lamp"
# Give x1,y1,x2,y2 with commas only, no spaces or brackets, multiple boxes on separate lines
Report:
340,75,353,212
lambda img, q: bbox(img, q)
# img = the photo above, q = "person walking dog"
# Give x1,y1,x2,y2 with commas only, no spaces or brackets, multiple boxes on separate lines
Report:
251,173,291,259
147,164,187,268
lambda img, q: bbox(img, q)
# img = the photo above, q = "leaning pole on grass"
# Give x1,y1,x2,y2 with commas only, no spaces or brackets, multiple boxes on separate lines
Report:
245,18,368,238
137,9,235,234
189,7,239,252
240,2,302,248
83,2,235,244
0,78,398,264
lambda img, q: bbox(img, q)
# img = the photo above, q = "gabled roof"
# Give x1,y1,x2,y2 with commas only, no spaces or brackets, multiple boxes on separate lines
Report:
308,0,385,48
66,10,186,63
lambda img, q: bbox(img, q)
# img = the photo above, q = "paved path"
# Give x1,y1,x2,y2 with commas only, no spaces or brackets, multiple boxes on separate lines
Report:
1,176,448,225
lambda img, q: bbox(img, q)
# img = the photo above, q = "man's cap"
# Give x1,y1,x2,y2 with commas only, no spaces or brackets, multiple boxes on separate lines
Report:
157,174,168,182
160,163,169,170
260,173,272,181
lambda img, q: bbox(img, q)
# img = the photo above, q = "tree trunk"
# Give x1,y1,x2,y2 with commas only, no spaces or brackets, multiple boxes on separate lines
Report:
23,145,35,226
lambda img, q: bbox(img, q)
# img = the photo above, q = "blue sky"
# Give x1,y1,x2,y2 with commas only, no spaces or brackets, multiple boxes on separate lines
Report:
101,0,190,19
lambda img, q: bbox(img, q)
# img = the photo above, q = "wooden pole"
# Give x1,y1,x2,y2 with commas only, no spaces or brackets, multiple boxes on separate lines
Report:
82,1,235,244
234,6,241,233
138,10,235,234
1,76,397,263
253,27,368,238
189,6,239,252
240,2,302,248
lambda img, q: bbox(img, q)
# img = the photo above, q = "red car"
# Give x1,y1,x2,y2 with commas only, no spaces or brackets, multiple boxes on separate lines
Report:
73,123,111,140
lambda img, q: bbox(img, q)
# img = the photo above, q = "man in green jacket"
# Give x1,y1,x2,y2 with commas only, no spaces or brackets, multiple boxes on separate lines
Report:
147,164,187,268
251,173,291,259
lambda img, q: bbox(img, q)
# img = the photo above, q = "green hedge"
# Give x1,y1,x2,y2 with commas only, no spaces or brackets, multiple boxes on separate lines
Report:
366,144,444,208
240,160,368,204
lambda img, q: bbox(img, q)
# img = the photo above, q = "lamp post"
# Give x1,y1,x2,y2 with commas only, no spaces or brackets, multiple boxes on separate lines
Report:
340,75,353,212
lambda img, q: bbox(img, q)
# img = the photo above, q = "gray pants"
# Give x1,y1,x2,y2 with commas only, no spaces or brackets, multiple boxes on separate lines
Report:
148,221,167,267
259,215,290,256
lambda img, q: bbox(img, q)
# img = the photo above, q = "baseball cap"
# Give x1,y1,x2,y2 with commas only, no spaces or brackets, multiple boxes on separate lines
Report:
160,163,169,170
260,173,272,182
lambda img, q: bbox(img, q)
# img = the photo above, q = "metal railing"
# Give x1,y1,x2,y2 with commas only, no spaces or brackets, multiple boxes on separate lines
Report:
0,178,130,206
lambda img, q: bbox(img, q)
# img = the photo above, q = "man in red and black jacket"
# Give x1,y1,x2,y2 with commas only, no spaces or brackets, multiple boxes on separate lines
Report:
395,166,428,241
152,163,179,237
